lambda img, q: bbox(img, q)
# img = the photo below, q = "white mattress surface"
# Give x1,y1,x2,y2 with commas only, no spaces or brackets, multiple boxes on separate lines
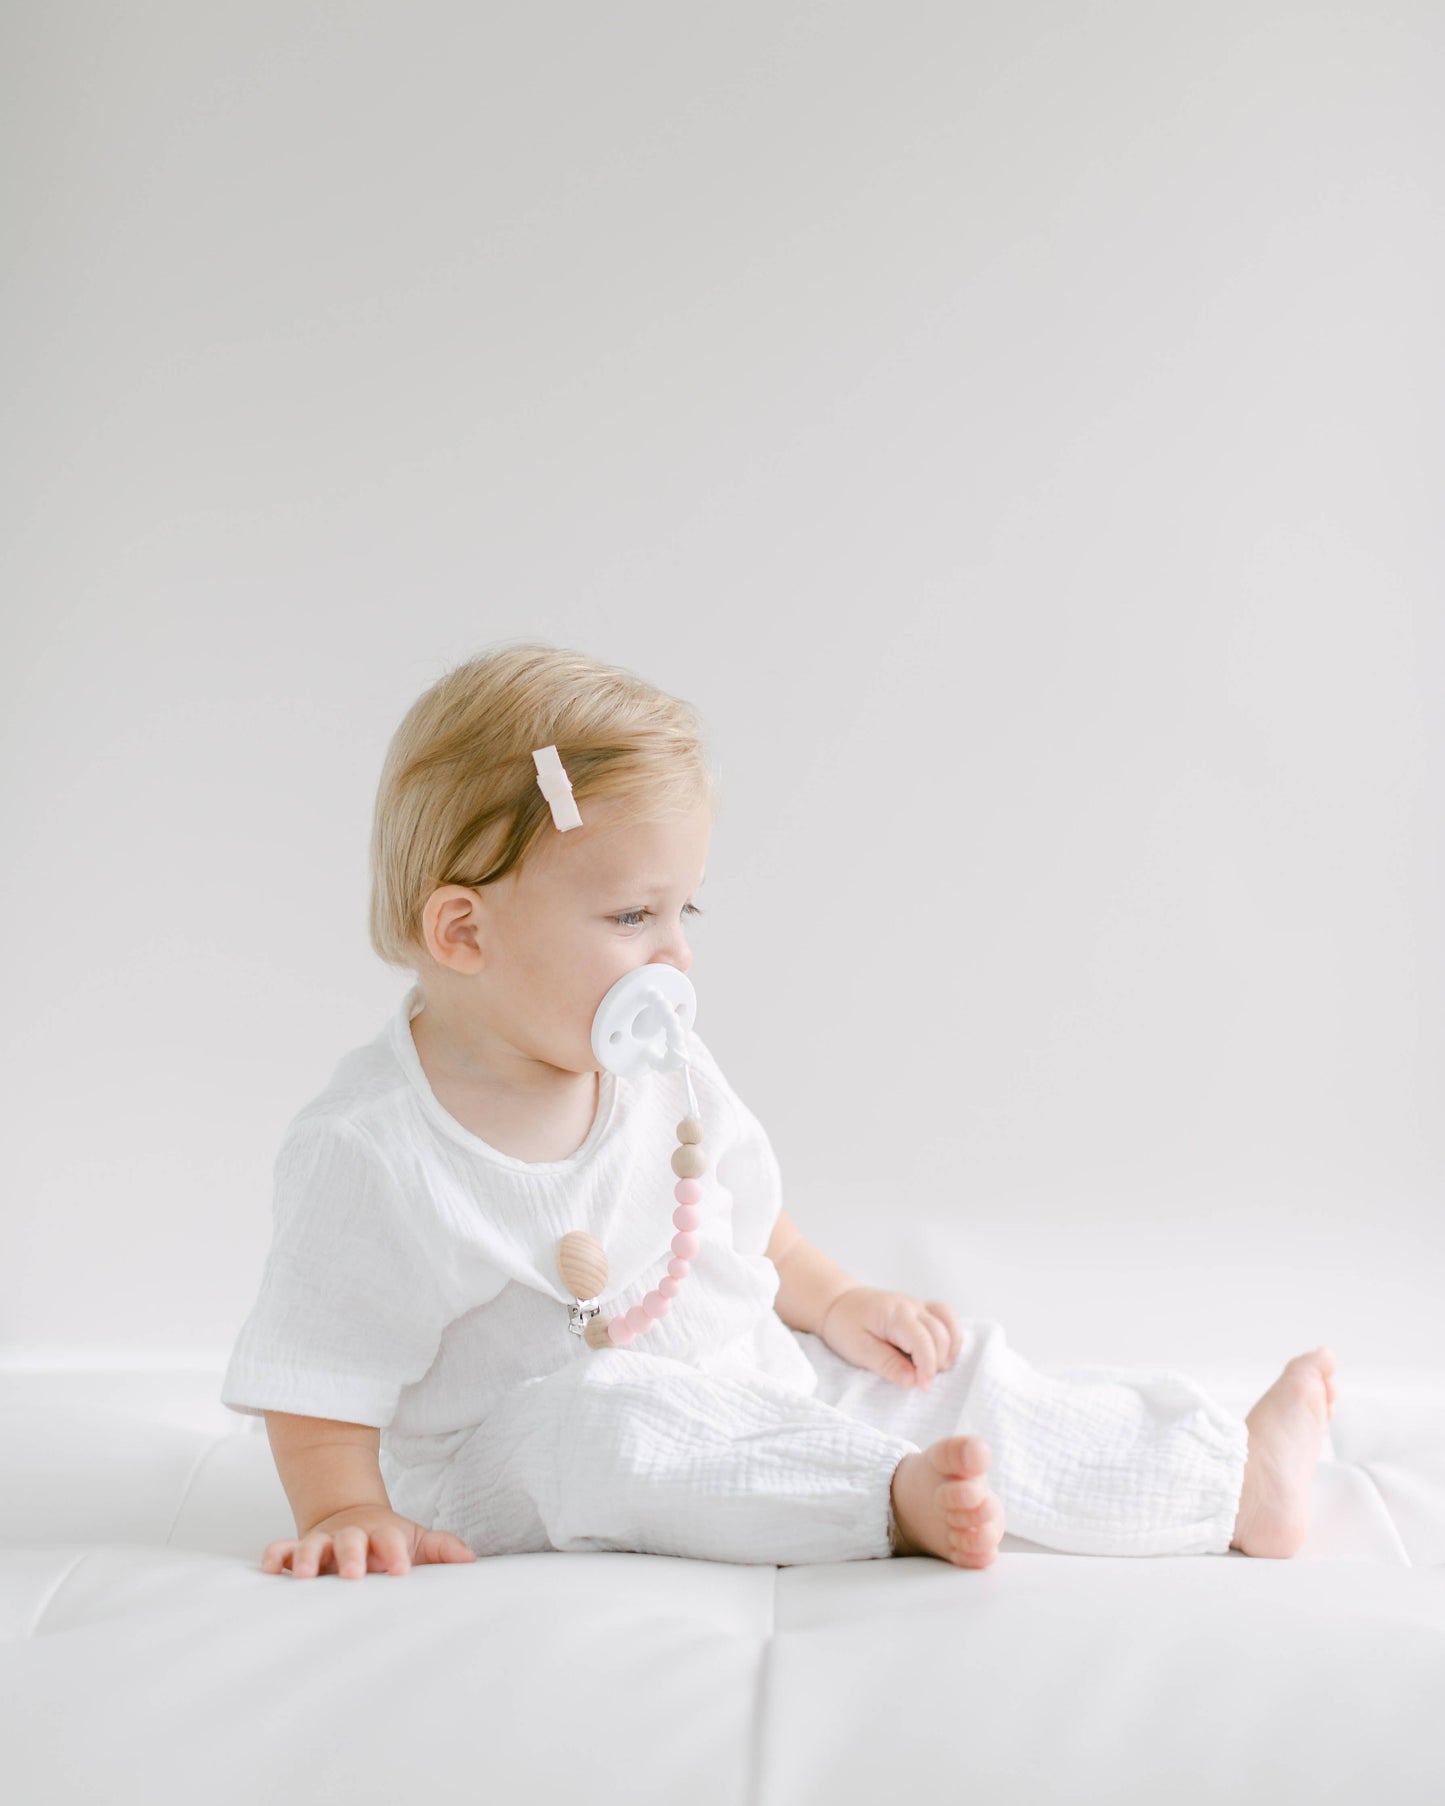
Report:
2,1364,1442,1805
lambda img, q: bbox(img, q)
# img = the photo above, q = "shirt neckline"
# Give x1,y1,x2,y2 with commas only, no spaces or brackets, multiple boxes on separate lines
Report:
388,982,620,1174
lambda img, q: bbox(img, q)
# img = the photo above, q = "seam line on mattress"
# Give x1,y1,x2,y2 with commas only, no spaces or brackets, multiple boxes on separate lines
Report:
24,1549,90,1639
161,1434,230,1548
744,1570,778,1806
1353,1461,1415,1568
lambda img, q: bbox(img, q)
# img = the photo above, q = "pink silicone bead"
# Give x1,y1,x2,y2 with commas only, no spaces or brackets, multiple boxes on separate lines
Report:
626,1304,651,1333
608,1317,634,1344
643,1290,670,1318
674,1178,703,1206
672,1203,701,1232
667,1257,690,1280
658,1276,680,1298
671,1231,700,1260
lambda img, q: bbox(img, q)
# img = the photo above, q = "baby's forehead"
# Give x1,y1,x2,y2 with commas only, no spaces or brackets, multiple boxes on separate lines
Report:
526,791,710,894
567,811,707,879
574,853,707,895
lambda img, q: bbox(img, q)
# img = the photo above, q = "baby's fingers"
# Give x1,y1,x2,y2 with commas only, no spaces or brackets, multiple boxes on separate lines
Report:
924,1301,963,1370
289,1531,336,1578
334,1525,371,1579
372,1525,413,1576
258,1533,326,1577
917,1313,950,1386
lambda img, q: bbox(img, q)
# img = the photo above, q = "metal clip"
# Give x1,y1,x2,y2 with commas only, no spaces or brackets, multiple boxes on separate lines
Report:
568,1298,601,1336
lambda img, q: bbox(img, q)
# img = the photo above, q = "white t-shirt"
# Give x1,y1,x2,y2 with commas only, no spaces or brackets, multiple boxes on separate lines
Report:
220,981,820,1526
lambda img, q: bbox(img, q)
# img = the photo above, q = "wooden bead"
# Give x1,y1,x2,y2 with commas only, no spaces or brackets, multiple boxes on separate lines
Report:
576,1109,710,1350
670,1143,708,1179
557,1231,609,1300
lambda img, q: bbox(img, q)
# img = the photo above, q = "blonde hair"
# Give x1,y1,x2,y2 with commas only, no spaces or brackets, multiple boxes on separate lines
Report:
368,640,720,973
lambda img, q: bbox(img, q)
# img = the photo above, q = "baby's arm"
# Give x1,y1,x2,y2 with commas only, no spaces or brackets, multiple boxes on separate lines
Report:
766,1211,858,1334
264,1410,390,1536
258,1411,475,1579
767,1212,963,1386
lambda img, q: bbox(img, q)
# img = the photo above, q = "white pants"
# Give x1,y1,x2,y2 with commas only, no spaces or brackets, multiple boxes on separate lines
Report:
430,1319,1249,1565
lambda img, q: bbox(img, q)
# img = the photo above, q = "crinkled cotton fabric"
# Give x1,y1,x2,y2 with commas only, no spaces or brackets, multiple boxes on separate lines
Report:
221,981,1248,1560
221,981,821,1526
430,1321,1248,1564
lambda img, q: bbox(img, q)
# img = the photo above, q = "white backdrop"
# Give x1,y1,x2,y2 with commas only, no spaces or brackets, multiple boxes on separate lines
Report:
3,2,1440,1383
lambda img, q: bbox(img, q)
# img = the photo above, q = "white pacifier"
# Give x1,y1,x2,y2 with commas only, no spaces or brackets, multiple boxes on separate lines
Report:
590,961,698,1077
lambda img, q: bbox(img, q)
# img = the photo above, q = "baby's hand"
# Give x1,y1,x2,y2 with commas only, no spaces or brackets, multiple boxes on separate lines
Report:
260,1505,477,1579
817,1287,963,1390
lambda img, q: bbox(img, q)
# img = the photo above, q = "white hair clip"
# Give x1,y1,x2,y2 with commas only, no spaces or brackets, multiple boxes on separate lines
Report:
532,744,583,831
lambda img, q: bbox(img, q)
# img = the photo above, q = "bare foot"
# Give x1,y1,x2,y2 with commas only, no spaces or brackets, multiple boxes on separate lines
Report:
1230,1347,1338,1558
890,1434,1004,1568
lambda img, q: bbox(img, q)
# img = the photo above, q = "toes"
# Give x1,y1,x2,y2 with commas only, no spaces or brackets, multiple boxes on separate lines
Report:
1286,1349,1337,1398
929,1434,991,1479
950,1517,1002,1568
951,1434,990,1475
1306,1353,1340,1413
945,1491,1003,1532
940,1476,990,1511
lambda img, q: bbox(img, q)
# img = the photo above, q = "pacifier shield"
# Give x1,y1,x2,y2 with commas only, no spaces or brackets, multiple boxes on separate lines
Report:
590,962,697,1076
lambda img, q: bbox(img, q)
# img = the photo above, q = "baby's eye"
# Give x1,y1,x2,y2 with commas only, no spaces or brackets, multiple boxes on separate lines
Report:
613,903,705,929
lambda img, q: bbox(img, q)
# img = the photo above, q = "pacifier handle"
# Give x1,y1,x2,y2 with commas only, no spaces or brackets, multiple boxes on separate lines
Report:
590,961,698,1079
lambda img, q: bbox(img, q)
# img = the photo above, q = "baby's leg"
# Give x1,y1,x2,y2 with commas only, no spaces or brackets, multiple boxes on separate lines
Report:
796,1320,1251,1557
431,1349,926,1566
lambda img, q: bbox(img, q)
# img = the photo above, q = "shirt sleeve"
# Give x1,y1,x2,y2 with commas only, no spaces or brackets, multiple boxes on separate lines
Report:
715,1105,786,1260
685,1030,785,1261
220,1113,456,1428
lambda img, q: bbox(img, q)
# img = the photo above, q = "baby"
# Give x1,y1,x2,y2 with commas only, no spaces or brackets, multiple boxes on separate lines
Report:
222,641,1339,1579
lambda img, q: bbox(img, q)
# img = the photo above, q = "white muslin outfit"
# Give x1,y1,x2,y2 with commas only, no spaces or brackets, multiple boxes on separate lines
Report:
221,982,1248,1565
